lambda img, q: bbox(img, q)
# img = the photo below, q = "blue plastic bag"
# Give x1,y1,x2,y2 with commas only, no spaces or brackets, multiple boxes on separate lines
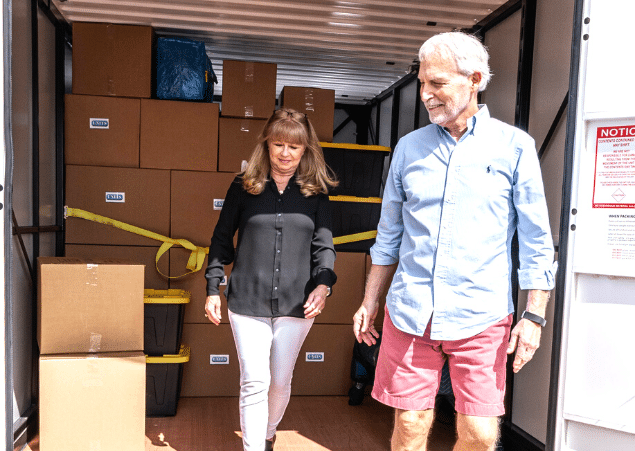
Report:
156,37,217,102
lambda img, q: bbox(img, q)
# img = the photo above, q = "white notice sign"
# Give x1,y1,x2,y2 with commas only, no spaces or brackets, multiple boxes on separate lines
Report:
592,125,635,208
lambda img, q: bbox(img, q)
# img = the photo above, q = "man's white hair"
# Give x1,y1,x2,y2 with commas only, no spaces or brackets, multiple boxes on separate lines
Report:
419,32,492,92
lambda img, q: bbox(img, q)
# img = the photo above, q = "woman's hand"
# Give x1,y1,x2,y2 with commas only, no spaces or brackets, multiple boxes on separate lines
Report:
204,295,222,325
304,284,329,319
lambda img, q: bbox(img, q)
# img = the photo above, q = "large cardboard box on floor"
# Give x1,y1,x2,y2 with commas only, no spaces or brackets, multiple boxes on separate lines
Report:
169,248,232,324
65,94,141,168
292,325,356,396
315,251,366,325
72,22,154,98
65,165,171,246
39,351,145,451
218,117,267,172
140,99,219,172
65,244,169,290
180,323,240,396
279,86,335,142
170,170,237,246
221,60,277,119
37,257,144,354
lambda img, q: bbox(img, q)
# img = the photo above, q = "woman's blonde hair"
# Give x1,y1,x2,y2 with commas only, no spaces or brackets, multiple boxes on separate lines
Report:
242,108,338,196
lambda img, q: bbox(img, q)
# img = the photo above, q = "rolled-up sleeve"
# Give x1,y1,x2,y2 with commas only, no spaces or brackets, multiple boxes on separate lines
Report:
513,137,557,291
371,145,405,265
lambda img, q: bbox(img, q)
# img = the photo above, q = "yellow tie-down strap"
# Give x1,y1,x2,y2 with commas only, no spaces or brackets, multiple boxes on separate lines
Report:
64,206,208,279
64,205,380,273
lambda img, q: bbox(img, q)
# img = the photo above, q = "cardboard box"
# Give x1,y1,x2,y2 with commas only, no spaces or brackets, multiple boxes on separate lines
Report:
315,251,365,325
65,244,169,290
65,165,171,246
72,22,154,98
292,325,356,396
169,248,232,324
365,254,395,330
140,99,219,172
218,117,267,172
65,94,141,168
180,323,240,397
280,86,335,142
39,352,145,451
37,257,144,354
170,170,237,246
221,60,277,119
181,324,355,397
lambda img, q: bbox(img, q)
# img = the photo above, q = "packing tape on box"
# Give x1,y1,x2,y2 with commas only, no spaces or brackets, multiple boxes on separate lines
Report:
64,205,378,272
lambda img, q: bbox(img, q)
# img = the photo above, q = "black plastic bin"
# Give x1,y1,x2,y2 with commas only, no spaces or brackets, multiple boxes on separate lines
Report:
330,195,382,252
146,345,190,417
144,289,191,356
321,143,391,198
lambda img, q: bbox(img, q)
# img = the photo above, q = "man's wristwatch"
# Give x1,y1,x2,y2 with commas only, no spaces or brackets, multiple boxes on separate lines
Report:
326,286,332,297
521,310,547,327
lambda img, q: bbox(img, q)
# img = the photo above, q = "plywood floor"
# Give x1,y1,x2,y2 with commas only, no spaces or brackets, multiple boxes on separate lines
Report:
24,395,457,451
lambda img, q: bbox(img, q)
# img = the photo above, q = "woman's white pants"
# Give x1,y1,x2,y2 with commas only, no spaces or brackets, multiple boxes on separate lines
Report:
228,310,314,451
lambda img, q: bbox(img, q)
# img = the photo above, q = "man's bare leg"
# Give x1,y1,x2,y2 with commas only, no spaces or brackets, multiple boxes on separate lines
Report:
453,413,500,451
391,408,435,451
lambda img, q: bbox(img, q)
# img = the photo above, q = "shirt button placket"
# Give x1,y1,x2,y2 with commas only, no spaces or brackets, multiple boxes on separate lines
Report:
273,197,284,299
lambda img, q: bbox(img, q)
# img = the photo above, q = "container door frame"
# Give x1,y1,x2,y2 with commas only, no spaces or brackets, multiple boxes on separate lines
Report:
548,0,635,449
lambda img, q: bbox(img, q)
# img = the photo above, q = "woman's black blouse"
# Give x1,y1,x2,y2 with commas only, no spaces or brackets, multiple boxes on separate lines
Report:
205,175,337,318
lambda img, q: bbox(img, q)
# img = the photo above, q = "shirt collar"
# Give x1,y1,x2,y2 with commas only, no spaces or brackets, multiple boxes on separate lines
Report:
437,104,490,143
268,174,297,193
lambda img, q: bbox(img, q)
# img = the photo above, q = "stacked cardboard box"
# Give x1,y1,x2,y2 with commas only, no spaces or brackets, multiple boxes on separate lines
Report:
280,86,335,142
65,21,373,400
217,59,277,173
38,257,146,451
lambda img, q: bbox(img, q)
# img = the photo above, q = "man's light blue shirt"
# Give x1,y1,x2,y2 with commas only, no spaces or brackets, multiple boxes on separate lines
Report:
371,106,557,340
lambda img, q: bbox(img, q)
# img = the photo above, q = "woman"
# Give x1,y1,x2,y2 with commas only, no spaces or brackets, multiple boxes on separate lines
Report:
204,108,338,451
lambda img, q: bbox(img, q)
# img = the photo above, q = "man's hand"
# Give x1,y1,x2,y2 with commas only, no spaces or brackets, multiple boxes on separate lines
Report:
507,318,542,373
353,300,380,346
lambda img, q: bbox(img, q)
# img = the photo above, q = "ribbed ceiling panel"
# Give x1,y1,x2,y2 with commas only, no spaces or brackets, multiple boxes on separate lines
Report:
53,0,507,104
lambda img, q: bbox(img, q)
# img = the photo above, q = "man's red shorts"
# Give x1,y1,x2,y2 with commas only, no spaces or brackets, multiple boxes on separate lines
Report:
372,309,513,417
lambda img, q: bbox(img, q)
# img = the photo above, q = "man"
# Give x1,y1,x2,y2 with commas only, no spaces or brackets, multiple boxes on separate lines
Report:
353,31,556,451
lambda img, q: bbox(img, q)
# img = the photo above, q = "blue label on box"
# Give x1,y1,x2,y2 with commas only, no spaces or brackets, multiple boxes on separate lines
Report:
90,118,109,129
105,192,125,203
210,355,229,364
306,352,324,362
